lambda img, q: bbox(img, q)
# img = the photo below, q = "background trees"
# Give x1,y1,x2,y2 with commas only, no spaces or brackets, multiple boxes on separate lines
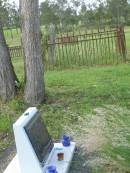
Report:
1,0,130,29
105,0,128,26
39,0,130,27
0,0,19,28
0,0,9,27
40,0,80,27
40,1,59,26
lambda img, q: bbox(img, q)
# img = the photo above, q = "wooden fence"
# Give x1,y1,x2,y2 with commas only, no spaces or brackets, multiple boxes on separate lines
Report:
9,27,127,71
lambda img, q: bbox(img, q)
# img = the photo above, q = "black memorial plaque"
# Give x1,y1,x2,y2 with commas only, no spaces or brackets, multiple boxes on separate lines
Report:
24,112,54,163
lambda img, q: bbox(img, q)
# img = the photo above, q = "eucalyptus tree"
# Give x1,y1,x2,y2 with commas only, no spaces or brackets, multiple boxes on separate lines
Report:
20,0,45,105
0,0,19,101
0,21,17,101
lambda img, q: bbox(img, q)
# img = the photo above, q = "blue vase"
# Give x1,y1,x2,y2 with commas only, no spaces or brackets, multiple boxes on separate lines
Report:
47,166,58,173
62,135,71,147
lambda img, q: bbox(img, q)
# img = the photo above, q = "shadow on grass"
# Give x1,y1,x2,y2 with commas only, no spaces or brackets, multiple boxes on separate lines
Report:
70,147,92,173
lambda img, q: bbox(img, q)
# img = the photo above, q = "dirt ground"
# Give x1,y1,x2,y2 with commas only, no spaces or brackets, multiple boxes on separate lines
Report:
0,146,16,173
69,108,107,173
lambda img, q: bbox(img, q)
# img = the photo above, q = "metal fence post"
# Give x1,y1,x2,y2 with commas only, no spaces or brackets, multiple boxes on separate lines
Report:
117,27,127,62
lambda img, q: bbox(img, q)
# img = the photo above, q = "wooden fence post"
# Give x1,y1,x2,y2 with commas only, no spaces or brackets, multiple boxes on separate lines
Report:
117,26,127,62
49,24,56,65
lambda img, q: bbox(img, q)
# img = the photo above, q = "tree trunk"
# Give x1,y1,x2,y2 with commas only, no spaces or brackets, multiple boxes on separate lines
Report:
20,0,45,105
0,21,17,101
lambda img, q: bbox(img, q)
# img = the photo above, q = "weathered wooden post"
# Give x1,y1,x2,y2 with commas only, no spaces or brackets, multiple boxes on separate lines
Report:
48,23,56,66
117,26,127,62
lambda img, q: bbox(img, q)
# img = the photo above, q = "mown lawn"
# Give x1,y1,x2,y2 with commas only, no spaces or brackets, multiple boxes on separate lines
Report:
1,57,130,172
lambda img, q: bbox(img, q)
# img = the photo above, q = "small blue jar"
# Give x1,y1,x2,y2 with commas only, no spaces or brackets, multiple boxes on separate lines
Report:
47,166,58,173
62,135,71,147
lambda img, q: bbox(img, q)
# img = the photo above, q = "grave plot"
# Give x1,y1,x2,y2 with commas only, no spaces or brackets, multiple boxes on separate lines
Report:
4,107,76,173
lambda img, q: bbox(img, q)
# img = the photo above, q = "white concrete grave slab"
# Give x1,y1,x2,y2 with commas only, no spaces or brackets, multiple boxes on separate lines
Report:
3,107,76,173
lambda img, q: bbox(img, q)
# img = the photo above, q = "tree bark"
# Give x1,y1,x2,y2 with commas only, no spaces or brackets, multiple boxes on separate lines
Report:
20,0,45,105
0,21,17,101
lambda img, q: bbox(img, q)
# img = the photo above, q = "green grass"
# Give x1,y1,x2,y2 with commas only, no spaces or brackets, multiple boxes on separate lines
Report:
1,59,130,172
98,104,130,172
12,57,24,80
104,145,130,169
4,28,21,46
